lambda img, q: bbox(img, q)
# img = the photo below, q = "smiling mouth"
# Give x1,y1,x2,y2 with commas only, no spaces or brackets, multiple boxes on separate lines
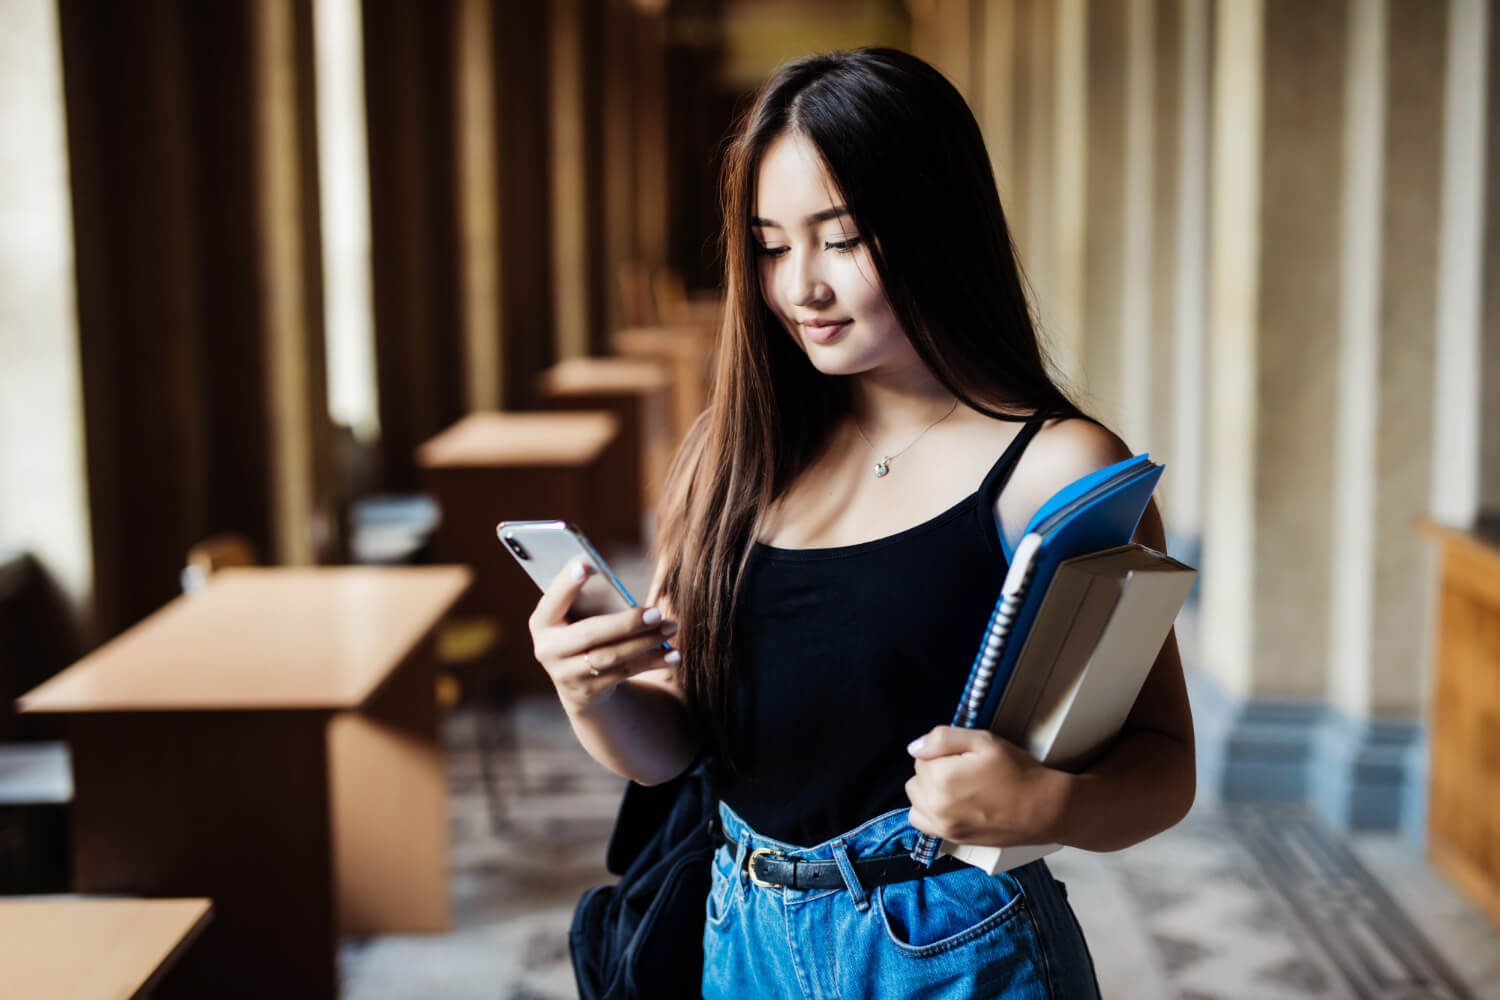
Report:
799,319,851,344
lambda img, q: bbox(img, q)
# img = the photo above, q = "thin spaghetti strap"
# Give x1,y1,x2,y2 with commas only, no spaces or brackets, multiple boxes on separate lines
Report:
979,416,1046,505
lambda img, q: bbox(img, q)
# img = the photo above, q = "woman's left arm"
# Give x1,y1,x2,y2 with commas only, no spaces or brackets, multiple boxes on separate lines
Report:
1043,495,1196,851
905,424,1196,852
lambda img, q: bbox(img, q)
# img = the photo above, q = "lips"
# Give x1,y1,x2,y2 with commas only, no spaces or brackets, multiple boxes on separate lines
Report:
799,319,851,345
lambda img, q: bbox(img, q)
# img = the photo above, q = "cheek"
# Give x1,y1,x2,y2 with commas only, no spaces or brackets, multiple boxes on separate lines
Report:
757,261,781,310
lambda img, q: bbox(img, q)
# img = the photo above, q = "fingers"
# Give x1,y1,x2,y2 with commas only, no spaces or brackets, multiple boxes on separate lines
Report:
549,605,676,660
906,725,988,760
563,642,681,705
574,629,679,677
531,557,595,630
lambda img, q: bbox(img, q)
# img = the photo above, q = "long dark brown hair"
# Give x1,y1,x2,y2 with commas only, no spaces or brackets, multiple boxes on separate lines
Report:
654,48,1083,767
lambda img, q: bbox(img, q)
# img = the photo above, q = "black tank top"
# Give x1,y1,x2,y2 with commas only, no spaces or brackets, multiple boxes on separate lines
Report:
717,417,1045,847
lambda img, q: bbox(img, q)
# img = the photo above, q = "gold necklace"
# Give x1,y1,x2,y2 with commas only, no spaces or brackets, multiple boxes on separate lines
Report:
852,398,960,478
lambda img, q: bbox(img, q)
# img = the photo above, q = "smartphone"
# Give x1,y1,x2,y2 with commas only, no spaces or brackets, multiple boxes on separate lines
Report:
496,520,639,621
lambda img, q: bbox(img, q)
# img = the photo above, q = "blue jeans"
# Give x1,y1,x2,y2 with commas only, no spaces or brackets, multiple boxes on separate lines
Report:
703,802,1101,999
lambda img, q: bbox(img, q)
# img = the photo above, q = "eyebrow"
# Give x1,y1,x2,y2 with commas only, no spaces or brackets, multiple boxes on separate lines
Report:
750,206,851,229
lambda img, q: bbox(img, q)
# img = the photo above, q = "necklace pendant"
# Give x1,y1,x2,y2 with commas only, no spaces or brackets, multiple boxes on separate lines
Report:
873,459,890,478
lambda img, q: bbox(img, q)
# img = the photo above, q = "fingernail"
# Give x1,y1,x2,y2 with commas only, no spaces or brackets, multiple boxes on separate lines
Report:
906,737,925,756
659,620,679,637
570,561,588,581
664,650,681,664
641,607,662,626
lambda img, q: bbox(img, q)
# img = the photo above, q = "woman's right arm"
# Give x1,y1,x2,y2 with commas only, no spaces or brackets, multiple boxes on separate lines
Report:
529,558,701,786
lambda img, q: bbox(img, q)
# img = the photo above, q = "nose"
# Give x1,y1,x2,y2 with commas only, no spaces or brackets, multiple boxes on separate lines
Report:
789,249,833,309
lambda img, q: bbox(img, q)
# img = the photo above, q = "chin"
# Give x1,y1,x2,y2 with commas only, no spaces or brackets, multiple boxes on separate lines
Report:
801,348,873,378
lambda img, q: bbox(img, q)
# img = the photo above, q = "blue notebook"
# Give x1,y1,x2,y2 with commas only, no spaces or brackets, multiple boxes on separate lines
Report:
910,453,1162,866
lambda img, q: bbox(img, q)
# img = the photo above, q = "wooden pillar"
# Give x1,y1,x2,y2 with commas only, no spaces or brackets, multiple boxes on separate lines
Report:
253,0,330,566
455,0,503,410
634,7,669,273
495,0,556,407
58,0,217,640
363,0,465,490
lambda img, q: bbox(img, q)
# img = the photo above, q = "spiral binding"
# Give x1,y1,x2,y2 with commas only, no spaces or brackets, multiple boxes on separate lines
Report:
910,549,1041,866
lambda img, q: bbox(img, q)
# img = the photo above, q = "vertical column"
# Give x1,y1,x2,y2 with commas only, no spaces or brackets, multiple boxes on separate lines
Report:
363,0,467,488
1372,0,1447,718
1081,0,1126,427
634,8,669,278
1315,0,1447,831
494,0,555,406
1050,0,1087,385
0,0,92,623
455,0,503,410
57,0,210,639
550,0,590,362
1168,0,1209,549
979,0,1016,200
254,0,326,566
1203,0,1347,703
314,0,381,442
1431,0,1487,528
1147,0,1180,467
1477,3,1500,517
1118,0,1156,450
602,0,640,337
1005,0,1050,311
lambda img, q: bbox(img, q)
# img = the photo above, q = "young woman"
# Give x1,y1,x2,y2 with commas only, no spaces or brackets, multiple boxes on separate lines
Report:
530,48,1195,999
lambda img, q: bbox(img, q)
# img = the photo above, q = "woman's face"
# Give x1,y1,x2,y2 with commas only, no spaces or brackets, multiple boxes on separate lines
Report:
752,131,916,377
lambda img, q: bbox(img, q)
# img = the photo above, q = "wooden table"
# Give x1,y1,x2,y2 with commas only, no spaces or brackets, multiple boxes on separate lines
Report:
538,356,674,534
417,412,618,694
610,325,714,446
17,566,472,999
1420,518,1500,930
0,897,212,999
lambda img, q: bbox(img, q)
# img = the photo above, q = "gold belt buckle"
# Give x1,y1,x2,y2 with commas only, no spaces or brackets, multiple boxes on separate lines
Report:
746,847,787,889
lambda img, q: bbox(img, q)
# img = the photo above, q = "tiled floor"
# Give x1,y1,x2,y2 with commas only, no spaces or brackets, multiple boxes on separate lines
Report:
339,694,1500,1000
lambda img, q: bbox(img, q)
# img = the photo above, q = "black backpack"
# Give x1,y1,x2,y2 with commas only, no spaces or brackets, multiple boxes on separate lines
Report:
569,761,717,1000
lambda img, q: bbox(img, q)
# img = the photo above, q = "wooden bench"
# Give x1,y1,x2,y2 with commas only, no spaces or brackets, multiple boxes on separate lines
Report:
417,412,619,694
0,897,212,1000
537,357,674,541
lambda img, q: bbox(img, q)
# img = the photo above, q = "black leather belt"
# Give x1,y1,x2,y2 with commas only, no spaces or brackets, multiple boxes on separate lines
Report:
724,835,967,891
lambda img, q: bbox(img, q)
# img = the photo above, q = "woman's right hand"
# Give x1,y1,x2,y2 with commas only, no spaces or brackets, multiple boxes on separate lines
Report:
528,558,681,714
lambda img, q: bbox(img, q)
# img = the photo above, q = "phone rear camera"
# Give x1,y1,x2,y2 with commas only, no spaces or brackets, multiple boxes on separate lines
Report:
504,535,530,560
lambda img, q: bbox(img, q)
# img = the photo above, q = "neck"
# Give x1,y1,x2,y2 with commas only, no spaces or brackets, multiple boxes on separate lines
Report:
849,365,958,439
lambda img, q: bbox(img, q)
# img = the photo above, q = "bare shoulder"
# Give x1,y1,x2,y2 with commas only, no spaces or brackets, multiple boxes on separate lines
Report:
994,417,1134,551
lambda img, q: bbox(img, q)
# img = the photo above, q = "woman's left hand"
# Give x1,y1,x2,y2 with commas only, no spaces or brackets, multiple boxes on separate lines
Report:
904,726,1065,846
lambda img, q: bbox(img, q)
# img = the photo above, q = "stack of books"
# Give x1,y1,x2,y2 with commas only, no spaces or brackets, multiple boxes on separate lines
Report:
911,454,1197,875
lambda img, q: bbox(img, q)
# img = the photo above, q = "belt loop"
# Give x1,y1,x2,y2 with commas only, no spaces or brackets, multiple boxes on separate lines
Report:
731,831,749,887
831,839,870,912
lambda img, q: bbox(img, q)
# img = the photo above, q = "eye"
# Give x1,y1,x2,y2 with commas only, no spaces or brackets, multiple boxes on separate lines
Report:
825,237,862,253
755,245,789,259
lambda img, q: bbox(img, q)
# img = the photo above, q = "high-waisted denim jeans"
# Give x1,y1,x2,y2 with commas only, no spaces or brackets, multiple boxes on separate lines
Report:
703,802,1101,999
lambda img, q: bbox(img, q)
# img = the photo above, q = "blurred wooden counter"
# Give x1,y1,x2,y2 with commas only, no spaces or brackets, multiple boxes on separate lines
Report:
417,412,618,694
1420,519,1500,930
538,356,674,535
18,566,471,999
610,325,713,445
0,897,212,1000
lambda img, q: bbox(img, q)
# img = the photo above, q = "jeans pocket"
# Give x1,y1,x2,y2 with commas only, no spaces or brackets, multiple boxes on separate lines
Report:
877,866,1028,958
706,845,741,929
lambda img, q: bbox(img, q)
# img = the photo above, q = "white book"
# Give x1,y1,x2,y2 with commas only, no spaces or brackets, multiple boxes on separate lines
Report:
941,545,1196,874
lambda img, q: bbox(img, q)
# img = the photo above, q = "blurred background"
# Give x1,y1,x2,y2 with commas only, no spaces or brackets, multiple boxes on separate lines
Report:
2,0,1499,997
